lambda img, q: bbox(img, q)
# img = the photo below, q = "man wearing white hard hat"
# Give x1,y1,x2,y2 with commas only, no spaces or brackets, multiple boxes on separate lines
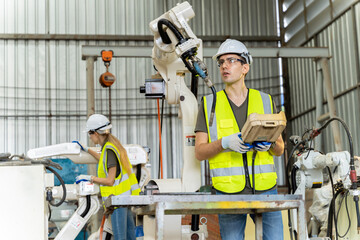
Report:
195,39,284,240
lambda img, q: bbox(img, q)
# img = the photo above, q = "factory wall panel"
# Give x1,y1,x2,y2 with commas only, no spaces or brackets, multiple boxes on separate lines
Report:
175,0,278,36
0,0,278,36
0,0,283,183
288,5,360,156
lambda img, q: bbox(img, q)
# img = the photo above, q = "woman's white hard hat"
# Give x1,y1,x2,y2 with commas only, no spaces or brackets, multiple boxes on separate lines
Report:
213,39,253,64
86,114,112,134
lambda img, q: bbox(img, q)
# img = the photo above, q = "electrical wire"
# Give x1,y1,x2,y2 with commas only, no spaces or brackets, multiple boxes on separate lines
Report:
315,117,353,164
48,204,52,221
286,140,305,192
157,99,163,179
327,188,347,239
46,166,66,207
336,191,351,238
157,19,185,44
327,167,335,201
327,166,339,240
99,214,106,240
80,195,91,218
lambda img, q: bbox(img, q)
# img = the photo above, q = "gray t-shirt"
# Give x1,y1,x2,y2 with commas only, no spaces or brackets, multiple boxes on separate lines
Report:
102,143,121,178
195,89,277,194
195,90,248,133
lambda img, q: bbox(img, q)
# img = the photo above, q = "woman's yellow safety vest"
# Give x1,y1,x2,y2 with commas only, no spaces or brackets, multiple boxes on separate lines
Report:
203,89,277,193
97,142,140,202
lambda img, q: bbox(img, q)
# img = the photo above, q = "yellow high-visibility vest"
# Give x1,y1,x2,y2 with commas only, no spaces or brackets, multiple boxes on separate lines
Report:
203,89,277,193
97,142,140,202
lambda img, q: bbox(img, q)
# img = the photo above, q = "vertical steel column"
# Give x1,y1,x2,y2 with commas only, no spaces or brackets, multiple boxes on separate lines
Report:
315,65,324,150
86,57,96,120
86,56,97,163
85,56,99,232
320,57,342,151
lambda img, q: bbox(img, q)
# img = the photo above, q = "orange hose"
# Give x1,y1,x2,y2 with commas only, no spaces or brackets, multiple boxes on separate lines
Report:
157,99,163,179
99,214,106,240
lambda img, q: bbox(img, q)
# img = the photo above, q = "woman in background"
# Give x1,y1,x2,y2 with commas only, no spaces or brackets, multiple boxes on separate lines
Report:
76,114,140,240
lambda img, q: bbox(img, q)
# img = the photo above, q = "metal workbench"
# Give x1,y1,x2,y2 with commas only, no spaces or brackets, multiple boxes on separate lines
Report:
106,194,305,240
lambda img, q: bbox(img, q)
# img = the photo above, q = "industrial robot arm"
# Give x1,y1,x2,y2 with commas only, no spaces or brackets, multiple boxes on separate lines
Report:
145,1,217,192
149,1,216,126
51,181,101,240
288,117,359,239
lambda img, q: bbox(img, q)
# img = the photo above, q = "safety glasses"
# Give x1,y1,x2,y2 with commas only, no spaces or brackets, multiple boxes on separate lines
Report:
87,122,111,135
217,57,246,67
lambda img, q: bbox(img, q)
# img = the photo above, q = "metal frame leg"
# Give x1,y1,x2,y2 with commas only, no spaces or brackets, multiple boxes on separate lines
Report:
298,199,306,240
255,213,263,240
155,202,165,240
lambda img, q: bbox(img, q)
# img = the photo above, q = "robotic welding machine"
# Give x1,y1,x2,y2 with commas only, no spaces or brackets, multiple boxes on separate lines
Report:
142,0,216,193
288,117,360,239
138,2,215,239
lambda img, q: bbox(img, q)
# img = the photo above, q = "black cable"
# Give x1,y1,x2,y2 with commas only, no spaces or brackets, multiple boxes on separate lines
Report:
46,166,66,207
136,164,142,183
327,166,338,240
80,195,91,218
48,204,52,221
327,189,342,239
326,166,335,197
336,191,351,238
301,128,313,140
191,215,200,231
304,141,314,160
209,86,217,126
327,167,335,197
105,232,112,240
191,73,199,98
291,165,299,194
157,19,185,44
354,196,360,230
316,117,353,166
287,140,305,192
182,57,196,73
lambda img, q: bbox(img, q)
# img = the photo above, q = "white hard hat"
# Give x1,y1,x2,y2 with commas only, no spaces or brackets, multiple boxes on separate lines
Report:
213,39,253,64
86,114,112,134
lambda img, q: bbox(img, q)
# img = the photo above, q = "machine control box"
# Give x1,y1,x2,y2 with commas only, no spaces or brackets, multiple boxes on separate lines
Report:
241,111,287,143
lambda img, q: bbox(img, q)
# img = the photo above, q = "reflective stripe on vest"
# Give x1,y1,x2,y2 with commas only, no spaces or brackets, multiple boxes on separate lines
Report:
97,142,140,202
211,164,274,177
203,89,277,193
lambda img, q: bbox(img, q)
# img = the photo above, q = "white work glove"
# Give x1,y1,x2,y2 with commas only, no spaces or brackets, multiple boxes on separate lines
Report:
253,141,271,152
76,174,92,184
72,141,88,152
221,132,251,154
